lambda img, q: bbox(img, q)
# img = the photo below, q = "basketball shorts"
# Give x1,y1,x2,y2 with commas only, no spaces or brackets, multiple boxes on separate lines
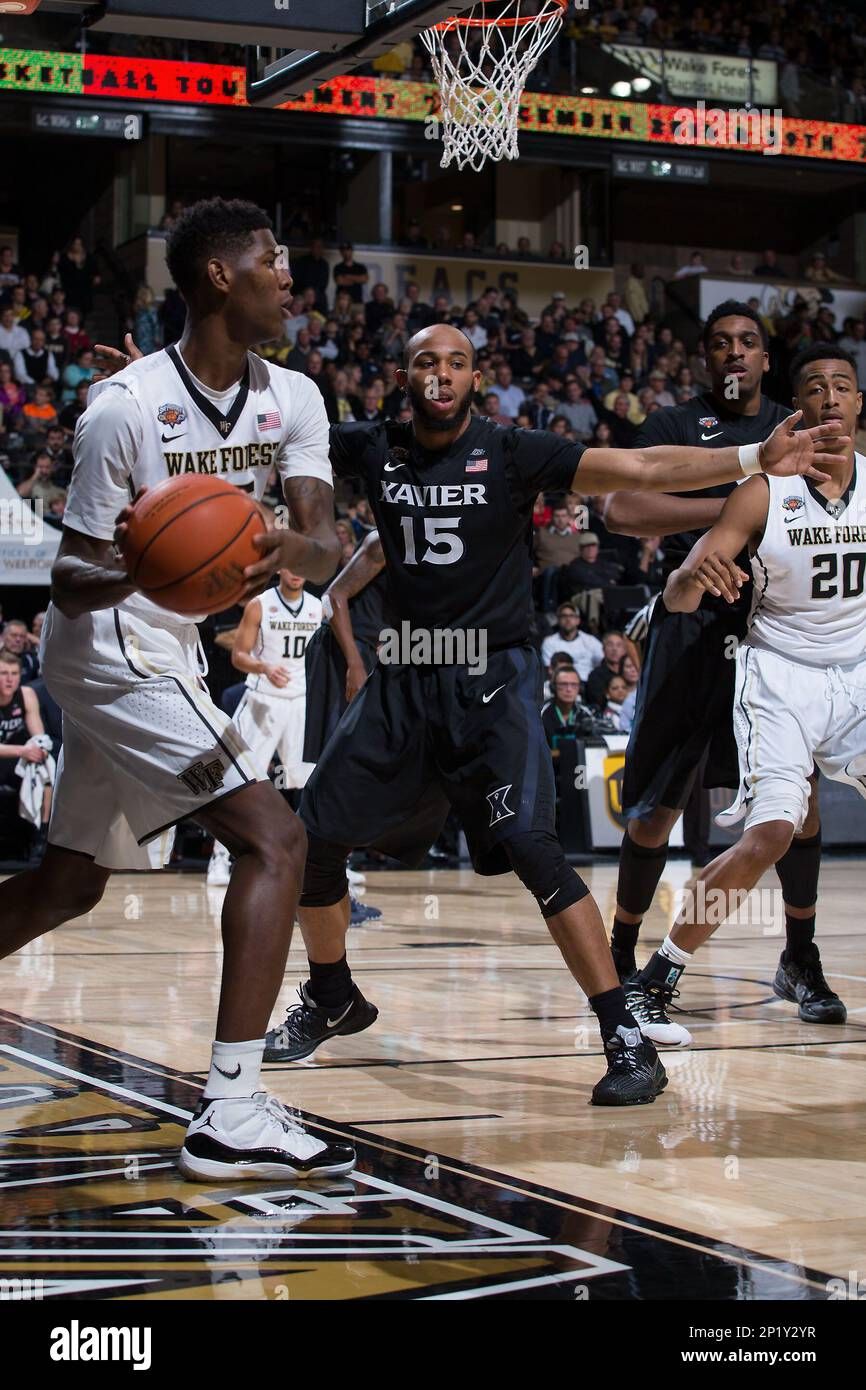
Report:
717,644,866,834
302,624,378,764
299,644,557,874
41,603,260,870
622,597,746,820
233,687,314,789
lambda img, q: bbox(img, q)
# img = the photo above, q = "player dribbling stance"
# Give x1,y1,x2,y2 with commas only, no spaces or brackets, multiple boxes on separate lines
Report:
0,199,355,1180
626,345,859,1030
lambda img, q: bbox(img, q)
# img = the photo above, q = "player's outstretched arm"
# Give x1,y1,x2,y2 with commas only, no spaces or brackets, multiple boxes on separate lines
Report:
51,529,136,620
325,530,386,701
575,413,845,495
603,490,725,538
664,478,769,613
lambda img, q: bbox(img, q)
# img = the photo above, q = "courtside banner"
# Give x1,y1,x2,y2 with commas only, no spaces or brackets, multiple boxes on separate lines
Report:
2,49,864,163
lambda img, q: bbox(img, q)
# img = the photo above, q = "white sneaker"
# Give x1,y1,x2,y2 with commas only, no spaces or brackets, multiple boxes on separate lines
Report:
625,979,693,1047
207,843,232,886
178,1091,355,1181
346,865,366,887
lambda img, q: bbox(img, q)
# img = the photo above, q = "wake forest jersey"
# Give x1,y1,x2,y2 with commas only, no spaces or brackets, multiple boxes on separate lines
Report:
329,417,582,650
636,392,791,618
64,347,332,627
749,456,866,667
245,588,323,698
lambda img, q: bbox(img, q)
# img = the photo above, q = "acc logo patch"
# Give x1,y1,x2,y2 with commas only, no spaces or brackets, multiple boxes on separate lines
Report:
782,495,805,519
698,416,719,430
604,753,627,830
157,403,187,428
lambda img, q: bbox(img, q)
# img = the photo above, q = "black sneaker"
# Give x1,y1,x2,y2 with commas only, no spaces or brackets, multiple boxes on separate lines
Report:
591,1025,668,1106
263,983,379,1062
773,944,847,1024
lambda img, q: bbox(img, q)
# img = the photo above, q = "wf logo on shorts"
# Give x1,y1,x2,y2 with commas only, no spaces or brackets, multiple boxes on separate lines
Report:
177,758,225,795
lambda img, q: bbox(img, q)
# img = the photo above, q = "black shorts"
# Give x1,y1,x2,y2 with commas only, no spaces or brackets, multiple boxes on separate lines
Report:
302,625,378,764
299,644,556,874
622,598,745,820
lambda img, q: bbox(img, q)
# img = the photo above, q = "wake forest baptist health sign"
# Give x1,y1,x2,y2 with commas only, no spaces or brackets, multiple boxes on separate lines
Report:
1,48,865,164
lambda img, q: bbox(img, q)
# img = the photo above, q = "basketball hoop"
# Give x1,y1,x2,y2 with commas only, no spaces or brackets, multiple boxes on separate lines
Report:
420,0,568,172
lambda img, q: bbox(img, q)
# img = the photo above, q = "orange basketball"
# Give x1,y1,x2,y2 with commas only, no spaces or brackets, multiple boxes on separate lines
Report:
120,475,268,616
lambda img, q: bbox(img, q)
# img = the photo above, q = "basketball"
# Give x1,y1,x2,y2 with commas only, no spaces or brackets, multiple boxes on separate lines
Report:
119,475,267,615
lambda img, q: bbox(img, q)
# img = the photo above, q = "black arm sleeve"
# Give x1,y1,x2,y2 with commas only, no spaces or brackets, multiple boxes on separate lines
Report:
329,422,376,481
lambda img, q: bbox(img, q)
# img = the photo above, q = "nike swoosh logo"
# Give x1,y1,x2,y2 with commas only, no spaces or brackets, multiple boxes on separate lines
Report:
482,684,506,704
214,1062,241,1080
700,431,724,440
161,432,186,442
383,461,405,472
325,1000,355,1029
541,889,560,906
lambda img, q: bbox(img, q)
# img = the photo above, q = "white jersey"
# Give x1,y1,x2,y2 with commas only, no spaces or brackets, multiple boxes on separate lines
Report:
245,588,322,699
63,346,333,627
748,455,866,668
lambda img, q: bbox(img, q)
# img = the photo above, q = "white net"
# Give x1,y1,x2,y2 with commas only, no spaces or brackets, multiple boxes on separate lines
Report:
420,0,566,172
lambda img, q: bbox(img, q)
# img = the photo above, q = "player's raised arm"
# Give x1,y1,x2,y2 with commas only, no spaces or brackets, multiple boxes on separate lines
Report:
573,412,846,495
663,477,769,613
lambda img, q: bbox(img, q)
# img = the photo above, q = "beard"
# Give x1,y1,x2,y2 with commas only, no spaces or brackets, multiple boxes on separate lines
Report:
405,376,475,433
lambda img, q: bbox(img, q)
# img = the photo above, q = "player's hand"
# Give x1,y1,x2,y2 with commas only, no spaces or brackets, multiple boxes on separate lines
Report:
242,520,305,600
760,412,848,482
113,487,148,555
92,334,143,382
686,552,749,603
264,664,290,689
345,660,368,703
21,741,47,764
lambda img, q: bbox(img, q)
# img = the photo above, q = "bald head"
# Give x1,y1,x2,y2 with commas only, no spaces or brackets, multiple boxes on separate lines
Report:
403,323,476,371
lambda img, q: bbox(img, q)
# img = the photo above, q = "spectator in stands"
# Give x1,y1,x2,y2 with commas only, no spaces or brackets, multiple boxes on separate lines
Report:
509,327,544,380
601,674,630,730
62,309,91,357
804,251,844,284
606,290,635,337
402,220,428,250
602,370,641,422
534,501,584,612
491,362,526,420
365,283,394,336
540,603,603,681
57,236,100,315
515,236,533,259
15,450,66,509
0,306,29,358
557,378,598,440
0,361,25,430
674,250,709,280
132,285,161,355
753,248,787,278
358,386,385,423
480,391,510,426
561,531,623,606
603,393,639,446
839,318,866,380
583,630,628,708
333,243,369,303
620,653,641,695
532,491,553,529
13,327,58,386
43,425,73,484
58,380,89,436
0,246,19,292
60,348,95,403
21,385,59,440
9,285,30,323
48,288,67,321
727,253,748,276
43,315,68,373
541,667,588,750
290,238,330,314
1,619,39,683
647,368,676,409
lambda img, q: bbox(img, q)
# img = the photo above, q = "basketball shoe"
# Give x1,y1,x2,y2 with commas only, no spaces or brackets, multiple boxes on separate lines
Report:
350,894,382,925
207,841,232,886
346,864,366,887
178,1091,355,1180
263,982,379,1062
591,1025,668,1105
773,944,847,1024
624,977,693,1046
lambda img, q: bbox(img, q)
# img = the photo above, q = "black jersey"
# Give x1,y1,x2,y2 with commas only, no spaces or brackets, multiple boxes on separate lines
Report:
636,392,792,578
0,691,27,789
349,568,395,648
329,417,581,650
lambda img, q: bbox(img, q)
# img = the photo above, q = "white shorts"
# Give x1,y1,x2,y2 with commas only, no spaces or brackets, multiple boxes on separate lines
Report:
41,604,260,870
233,688,314,789
717,643,866,834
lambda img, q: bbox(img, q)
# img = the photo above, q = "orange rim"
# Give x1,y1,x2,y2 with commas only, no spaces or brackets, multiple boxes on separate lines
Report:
429,0,567,31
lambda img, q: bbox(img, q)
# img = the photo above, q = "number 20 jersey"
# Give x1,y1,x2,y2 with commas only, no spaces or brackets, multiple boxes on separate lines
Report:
329,416,582,651
748,455,866,667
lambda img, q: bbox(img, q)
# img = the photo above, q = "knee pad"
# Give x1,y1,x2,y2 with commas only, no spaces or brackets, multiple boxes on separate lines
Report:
616,833,670,916
775,830,821,909
502,831,589,918
300,833,351,908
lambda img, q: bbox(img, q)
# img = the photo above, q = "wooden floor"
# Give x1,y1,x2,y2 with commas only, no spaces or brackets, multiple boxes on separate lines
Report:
1,857,864,1300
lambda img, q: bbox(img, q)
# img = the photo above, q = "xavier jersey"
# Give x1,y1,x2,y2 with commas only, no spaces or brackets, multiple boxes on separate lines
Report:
637,392,791,613
748,456,866,667
329,417,581,650
245,588,322,699
65,347,332,627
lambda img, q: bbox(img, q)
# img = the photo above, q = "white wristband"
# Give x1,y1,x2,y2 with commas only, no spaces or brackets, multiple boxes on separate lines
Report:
738,443,762,476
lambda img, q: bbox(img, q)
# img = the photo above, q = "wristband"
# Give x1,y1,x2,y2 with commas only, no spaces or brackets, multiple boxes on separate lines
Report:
738,443,762,476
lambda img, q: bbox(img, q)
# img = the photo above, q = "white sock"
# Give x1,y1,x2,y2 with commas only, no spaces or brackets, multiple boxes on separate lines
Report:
204,1038,264,1100
659,934,692,967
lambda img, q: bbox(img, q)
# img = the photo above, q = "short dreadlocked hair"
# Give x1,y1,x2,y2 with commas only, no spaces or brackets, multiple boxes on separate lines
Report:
165,197,273,299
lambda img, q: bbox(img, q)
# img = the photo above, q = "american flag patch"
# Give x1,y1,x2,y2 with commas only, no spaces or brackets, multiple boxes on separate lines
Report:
257,411,281,431
465,458,488,472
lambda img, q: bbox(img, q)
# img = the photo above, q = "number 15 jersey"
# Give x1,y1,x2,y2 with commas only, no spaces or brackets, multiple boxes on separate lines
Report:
329,416,583,651
748,455,866,667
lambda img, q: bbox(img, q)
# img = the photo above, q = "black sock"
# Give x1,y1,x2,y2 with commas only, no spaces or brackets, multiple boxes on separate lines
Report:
785,914,816,960
589,985,638,1038
611,917,640,962
307,955,353,1010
